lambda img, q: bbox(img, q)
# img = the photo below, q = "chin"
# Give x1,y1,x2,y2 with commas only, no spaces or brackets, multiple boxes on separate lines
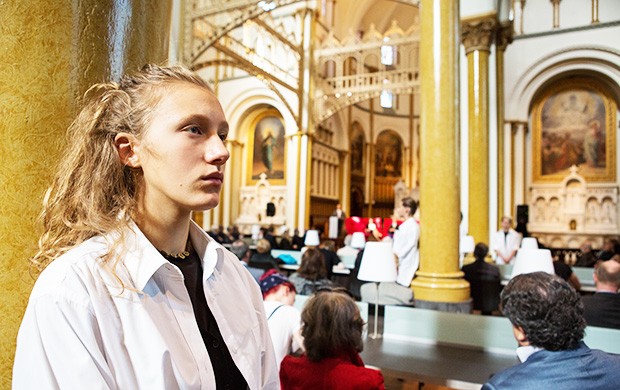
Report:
193,195,220,211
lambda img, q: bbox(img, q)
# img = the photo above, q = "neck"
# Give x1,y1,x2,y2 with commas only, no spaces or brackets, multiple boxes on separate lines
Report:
134,206,192,255
596,283,619,293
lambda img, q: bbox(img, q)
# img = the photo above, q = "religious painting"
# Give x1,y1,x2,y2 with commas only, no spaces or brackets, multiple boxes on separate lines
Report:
375,130,403,177
248,110,286,183
350,122,365,175
532,78,616,183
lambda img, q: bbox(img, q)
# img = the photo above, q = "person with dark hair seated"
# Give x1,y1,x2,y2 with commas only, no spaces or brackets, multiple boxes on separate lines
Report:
461,243,501,315
280,289,385,389
483,272,620,390
288,248,334,295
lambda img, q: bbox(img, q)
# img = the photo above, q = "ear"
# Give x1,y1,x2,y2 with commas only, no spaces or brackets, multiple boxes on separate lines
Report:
512,325,530,346
115,133,141,168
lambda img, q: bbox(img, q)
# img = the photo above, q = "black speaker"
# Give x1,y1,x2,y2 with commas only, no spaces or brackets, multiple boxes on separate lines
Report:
516,205,529,224
266,202,276,217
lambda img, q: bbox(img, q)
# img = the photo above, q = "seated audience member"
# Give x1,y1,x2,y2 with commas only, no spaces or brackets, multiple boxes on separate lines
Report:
582,260,620,329
291,229,305,251
462,243,501,314
228,225,241,241
280,289,385,389
279,229,293,250
262,226,278,251
289,249,334,295
597,238,619,261
360,282,414,306
249,239,279,271
574,240,597,267
319,240,344,278
259,270,304,367
230,239,264,282
553,259,581,291
483,272,620,390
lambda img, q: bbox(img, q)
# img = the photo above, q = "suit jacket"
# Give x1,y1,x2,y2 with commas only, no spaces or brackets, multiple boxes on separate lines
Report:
582,292,620,329
483,342,620,390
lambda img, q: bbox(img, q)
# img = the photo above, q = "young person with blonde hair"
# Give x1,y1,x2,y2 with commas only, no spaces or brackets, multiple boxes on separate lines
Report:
13,64,278,389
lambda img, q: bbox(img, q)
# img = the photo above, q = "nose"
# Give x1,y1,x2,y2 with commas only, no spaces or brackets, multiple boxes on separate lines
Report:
205,135,230,166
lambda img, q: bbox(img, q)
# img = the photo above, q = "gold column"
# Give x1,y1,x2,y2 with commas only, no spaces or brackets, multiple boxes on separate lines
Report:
368,99,375,217
411,0,468,303
462,16,497,245
0,1,171,384
510,122,518,216
496,23,513,228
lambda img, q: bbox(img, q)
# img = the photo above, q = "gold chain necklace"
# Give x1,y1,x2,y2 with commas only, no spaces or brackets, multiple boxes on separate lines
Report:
158,240,192,259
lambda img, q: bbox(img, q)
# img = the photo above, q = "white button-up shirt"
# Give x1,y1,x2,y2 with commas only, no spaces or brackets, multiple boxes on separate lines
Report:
13,221,279,389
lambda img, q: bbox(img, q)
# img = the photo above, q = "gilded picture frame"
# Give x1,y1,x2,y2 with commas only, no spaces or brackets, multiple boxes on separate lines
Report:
532,78,617,183
246,109,286,184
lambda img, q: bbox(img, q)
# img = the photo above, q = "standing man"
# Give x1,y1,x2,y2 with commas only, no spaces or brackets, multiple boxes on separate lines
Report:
483,272,620,389
331,202,346,237
582,260,620,329
491,216,521,265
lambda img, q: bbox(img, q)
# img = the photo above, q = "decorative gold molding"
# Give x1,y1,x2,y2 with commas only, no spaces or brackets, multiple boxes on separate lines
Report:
461,16,497,54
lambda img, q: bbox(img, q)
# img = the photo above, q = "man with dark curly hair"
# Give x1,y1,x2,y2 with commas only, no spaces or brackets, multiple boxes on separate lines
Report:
483,272,620,389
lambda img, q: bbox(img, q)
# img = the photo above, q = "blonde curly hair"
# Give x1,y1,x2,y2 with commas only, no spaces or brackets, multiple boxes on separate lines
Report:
32,64,211,275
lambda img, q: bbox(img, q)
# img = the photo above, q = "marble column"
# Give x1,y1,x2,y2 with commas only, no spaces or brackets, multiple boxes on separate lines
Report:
410,0,469,306
462,16,497,245
0,1,171,384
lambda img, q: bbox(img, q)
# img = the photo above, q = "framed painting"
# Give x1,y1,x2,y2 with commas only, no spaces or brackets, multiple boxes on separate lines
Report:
350,122,365,175
247,109,286,183
532,78,617,183
375,130,403,178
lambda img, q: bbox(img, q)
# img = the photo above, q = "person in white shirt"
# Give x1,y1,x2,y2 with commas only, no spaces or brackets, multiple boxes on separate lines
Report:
259,270,304,367
13,65,278,389
492,216,522,265
392,197,420,287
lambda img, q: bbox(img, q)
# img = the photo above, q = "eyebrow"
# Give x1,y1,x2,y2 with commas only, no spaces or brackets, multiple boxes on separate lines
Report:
179,114,229,132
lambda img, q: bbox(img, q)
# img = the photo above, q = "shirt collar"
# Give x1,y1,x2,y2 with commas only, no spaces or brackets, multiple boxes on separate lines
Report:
516,345,543,362
118,220,223,291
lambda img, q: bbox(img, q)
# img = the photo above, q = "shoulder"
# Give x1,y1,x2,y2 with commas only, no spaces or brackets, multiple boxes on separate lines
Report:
29,236,109,301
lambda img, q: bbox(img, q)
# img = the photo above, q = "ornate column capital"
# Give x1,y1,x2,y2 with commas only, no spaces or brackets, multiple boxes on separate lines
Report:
496,21,514,52
461,17,498,54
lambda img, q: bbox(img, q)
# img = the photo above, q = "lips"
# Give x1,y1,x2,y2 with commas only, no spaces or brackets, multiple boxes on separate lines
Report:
201,172,224,184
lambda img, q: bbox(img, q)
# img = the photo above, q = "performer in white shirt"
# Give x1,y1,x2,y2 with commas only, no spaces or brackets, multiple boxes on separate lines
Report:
393,197,420,287
492,216,522,265
13,65,278,389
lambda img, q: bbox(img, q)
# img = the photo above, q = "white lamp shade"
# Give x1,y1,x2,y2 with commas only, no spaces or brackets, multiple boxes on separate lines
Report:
304,230,320,246
357,242,397,282
460,235,475,253
511,248,554,278
350,232,366,249
520,237,539,250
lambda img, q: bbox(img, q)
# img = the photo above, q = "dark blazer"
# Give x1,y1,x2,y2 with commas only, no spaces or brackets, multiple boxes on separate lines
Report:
483,342,620,390
582,292,620,329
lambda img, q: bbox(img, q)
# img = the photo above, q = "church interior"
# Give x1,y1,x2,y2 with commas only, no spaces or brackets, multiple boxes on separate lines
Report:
2,0,620,387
